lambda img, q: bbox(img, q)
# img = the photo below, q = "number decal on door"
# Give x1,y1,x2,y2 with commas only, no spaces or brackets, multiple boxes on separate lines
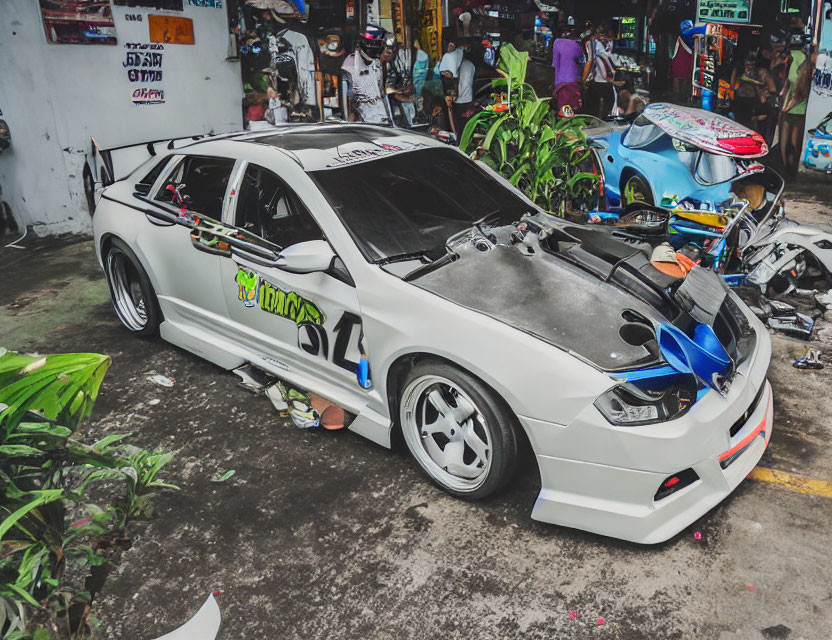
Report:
297,312,363,374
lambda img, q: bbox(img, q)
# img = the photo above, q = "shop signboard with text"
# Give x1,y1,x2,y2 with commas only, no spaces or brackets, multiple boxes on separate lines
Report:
697,0,752,24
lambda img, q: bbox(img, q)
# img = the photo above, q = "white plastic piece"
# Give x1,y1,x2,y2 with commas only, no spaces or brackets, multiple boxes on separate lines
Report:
264,383,288,412
151,593,221,640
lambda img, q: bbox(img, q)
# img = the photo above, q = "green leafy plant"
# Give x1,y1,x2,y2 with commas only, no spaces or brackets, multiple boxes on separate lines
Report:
459,44,599,217
0,349,177,639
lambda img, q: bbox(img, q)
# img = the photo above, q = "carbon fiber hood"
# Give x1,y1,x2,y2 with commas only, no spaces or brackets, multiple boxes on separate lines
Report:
411,223,753,374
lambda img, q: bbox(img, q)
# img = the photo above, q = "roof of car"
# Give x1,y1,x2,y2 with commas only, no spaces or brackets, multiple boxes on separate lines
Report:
641,103,768,158
184,123,447,171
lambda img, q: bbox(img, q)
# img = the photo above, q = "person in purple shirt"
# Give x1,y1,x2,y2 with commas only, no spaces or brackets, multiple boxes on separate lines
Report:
551,29,585,117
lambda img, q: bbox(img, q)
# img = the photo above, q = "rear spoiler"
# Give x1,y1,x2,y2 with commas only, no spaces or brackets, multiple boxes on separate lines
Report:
85,132,238,214
88,133,225,187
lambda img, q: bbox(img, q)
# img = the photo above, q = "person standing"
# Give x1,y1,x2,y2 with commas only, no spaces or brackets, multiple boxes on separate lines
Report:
551,28,584,117
582,25,615,118
453,54,477,135
779,34,809,174
731,52,776,131
340,24,393,125
671,20,702,105
781,55,813,177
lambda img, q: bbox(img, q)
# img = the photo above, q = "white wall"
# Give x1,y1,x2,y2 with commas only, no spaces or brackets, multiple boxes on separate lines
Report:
0,0,243,236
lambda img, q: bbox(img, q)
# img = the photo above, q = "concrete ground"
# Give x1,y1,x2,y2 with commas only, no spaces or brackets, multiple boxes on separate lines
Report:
2,184,832,640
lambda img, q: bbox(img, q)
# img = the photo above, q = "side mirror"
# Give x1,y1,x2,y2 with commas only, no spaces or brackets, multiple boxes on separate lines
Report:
276,240,336,274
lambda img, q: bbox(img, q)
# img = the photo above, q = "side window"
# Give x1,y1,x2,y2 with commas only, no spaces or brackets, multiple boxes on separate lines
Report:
154,155,236,219
234,164,324,249
135,158,168,195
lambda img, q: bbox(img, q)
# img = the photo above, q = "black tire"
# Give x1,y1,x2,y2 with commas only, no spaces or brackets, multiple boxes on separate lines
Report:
83,163,96,216
103,238,162,336
622,173,654,206
398,360,519,500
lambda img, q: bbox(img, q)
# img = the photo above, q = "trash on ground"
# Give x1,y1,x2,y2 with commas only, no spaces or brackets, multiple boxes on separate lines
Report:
211,469,236,483
694,531,702,540
792,348,823,370
767,313,815,339
148,398,161,406
746,584,755,592
263,380,349,430
149,374,175,387
232,363,275,393
151,593,221,640
265,382,289,416
568,611,577,619
597,617,606,626
815,289,832,309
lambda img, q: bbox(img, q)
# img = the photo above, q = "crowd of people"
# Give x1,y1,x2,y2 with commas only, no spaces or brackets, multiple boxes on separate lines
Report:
313,13,818,177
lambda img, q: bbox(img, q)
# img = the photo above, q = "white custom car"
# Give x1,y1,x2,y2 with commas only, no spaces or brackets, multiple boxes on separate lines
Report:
92,124,773,544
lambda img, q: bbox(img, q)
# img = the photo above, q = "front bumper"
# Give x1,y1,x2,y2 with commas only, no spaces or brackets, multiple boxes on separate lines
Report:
520,307,773,544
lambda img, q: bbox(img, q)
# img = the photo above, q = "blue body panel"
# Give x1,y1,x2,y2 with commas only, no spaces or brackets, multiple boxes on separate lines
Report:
591,126,735,207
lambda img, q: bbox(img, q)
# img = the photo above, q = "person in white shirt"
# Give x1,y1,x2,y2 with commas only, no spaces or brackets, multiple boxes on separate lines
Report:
581,25,615,118
435,42,479,142
340,24,393,125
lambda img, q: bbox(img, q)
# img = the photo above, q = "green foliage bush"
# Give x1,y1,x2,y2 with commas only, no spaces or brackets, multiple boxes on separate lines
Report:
0,349,177,639
460,44,599,216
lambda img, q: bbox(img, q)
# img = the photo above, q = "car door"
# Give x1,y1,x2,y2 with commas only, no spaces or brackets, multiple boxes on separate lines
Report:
217,162,369,400
136,154,240,328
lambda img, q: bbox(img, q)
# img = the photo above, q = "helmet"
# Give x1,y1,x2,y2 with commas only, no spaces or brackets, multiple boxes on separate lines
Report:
359,23,387,59
787,32,809,48
680,20,694,33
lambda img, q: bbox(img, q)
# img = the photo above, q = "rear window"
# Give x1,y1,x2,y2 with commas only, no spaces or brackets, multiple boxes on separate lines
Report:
622,116,666,149
136,158,168,191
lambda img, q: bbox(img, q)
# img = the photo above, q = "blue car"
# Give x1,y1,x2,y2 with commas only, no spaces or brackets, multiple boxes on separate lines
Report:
586,103,781,214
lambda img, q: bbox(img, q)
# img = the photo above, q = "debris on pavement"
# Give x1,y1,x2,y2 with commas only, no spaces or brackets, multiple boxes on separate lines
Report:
568,611,577,619
792,348,823,370
767,312,815,340
816,289,832,309
694,531,702,540
148,374,175,387
148,398,161,406
597,617,606,625
232,363,275,393
211,469,236,483
151,593,221,640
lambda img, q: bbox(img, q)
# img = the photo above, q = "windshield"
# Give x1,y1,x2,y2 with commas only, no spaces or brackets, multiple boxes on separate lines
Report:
309,147,531,262
694,152,742,185
622,115,666,149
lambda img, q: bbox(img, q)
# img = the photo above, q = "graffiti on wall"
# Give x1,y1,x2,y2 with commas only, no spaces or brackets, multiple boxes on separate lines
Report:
131,88,165,104
124,42,164,103
124,43,164,81
39,0,118,45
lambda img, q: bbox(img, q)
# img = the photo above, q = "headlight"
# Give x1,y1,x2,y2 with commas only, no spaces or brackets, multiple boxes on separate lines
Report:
594,383,696,427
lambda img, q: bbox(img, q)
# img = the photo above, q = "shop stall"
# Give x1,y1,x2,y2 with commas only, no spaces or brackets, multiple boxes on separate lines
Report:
692,22,739,111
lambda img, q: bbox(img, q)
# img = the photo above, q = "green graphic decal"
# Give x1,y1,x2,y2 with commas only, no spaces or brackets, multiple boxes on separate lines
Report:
234,267,324,325
236,267,260,308
259,279,324,325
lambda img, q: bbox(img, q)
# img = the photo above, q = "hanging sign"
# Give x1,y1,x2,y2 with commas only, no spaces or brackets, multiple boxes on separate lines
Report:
39,0,118,45
697,0,752,24
148,14,194,45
